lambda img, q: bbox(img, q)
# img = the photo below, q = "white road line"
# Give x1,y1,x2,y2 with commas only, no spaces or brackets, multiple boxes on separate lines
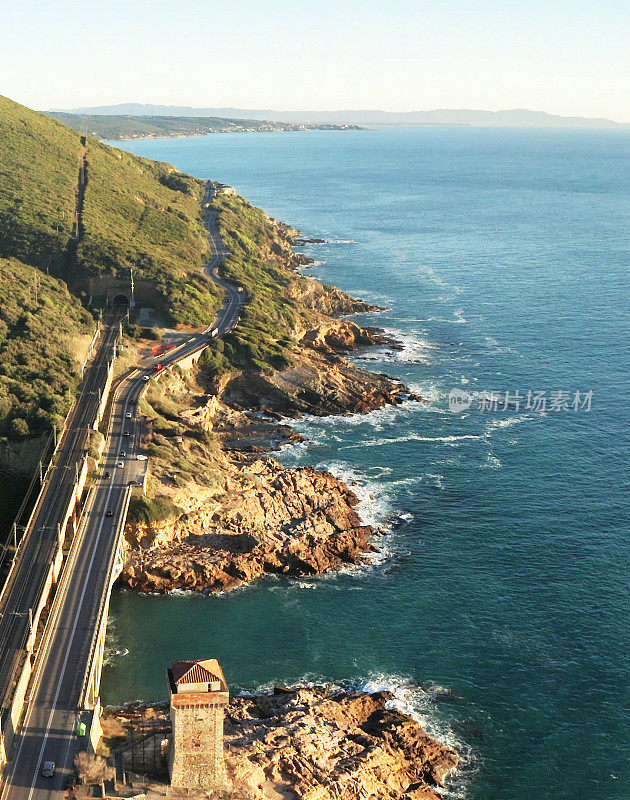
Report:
25,476,119,800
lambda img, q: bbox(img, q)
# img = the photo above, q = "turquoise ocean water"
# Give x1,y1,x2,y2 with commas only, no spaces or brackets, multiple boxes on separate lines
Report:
104,127,629,799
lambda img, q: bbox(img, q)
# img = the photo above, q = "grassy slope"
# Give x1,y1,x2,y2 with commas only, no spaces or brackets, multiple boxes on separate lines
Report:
80,141,221,325
0,95,222,326
200,195,313,377
0,95,227,437
0,257,92,438
0,96,79,273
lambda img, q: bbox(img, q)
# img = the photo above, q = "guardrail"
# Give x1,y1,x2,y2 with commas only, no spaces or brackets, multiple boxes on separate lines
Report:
0,324,119,717
78,485,131,709
0,319,101,589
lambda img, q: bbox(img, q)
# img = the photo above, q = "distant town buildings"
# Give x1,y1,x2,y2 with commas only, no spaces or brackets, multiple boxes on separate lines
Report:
167,658,229,791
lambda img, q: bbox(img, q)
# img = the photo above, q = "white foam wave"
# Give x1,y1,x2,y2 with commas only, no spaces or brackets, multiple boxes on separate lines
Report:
291,397,428,436
355,327,440,365
344,432,481,449
317,460,392,528
481,453,502,469
418,264,464,296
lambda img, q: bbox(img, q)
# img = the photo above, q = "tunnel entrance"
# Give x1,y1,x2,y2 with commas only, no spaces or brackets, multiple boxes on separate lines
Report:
111,294,129,306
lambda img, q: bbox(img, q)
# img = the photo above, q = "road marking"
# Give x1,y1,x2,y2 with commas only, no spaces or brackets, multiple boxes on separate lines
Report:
1,372,136,799
25,475,117,800
0,223,239,798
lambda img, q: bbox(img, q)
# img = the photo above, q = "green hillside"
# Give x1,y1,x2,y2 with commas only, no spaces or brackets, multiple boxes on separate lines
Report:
0,257,93,439
0,97,79,273
202,196,301,375
0,95,221,325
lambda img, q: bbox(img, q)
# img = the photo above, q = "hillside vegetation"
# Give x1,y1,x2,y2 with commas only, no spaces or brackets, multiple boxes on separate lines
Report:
0,96,80,273
200,195,308,377
0,93,229,459
0,95,221,325
0,257,93,439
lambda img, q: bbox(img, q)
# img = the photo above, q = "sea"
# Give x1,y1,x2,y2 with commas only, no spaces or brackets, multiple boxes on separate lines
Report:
103,126,630,800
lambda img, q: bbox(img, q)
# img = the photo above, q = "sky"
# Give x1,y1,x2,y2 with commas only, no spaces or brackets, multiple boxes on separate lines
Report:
2,0,630,121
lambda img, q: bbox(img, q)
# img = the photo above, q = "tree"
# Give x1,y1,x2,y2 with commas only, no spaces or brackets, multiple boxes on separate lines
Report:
74,752,114,787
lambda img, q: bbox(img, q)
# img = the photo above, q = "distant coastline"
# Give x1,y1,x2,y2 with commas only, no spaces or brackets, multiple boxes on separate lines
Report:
45,111,365,141
49,103,630,129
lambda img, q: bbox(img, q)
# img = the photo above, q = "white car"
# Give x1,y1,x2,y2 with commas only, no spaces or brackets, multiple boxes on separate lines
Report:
117,461,124,468
142,375,150,382
41,761,55,778
136,454,148,461
126,412,132,418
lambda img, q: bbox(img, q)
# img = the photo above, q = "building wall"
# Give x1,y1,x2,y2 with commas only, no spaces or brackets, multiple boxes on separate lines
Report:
169,699,228,790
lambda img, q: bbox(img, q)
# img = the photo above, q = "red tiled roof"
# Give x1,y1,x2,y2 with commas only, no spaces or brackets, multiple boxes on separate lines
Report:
170,658,224,687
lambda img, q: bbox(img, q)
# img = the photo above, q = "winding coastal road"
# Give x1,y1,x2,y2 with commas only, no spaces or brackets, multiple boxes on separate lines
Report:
0,191,241,799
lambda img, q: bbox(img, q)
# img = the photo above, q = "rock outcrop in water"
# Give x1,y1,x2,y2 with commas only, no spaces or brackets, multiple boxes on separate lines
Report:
102,687,459,800
122,456,379,593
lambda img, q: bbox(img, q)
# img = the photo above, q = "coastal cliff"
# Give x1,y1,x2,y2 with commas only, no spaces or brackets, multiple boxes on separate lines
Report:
102,687,459,799
119,194,422,594
123,455,378,593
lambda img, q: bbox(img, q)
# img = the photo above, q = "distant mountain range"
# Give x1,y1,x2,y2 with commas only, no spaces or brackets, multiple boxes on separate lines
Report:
50,105,629,129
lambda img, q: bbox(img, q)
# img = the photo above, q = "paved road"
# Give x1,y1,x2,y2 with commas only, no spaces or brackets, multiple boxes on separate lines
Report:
0,318,122,705
0,191,241,799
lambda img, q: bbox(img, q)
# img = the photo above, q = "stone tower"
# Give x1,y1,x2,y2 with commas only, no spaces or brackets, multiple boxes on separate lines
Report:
167,658,229,791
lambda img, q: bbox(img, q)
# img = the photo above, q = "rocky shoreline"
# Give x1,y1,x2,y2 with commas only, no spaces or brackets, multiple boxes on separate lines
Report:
102,686,459,800
112,211,460,795
120,269,422,594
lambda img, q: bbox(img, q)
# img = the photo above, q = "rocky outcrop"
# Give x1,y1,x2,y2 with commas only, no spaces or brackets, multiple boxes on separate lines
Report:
101,687,458,800
121,457,378,593
223,343,418,417
288,278,382,316
120,204,424,594
225,687,459,800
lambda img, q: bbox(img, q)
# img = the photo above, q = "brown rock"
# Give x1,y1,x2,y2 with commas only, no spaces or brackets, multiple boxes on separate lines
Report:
102,687,459,800
121,458,378,594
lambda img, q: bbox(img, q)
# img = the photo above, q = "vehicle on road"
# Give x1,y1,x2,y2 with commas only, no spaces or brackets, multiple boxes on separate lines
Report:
41,761,55,778
123,431,130,437
154,363,164,372
117,461,124,468
104,471,110,478
210,328,219,338
136,454,148,461
142,375,150,381
65,774,78,790
106,510,113,517
126,411,132,418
